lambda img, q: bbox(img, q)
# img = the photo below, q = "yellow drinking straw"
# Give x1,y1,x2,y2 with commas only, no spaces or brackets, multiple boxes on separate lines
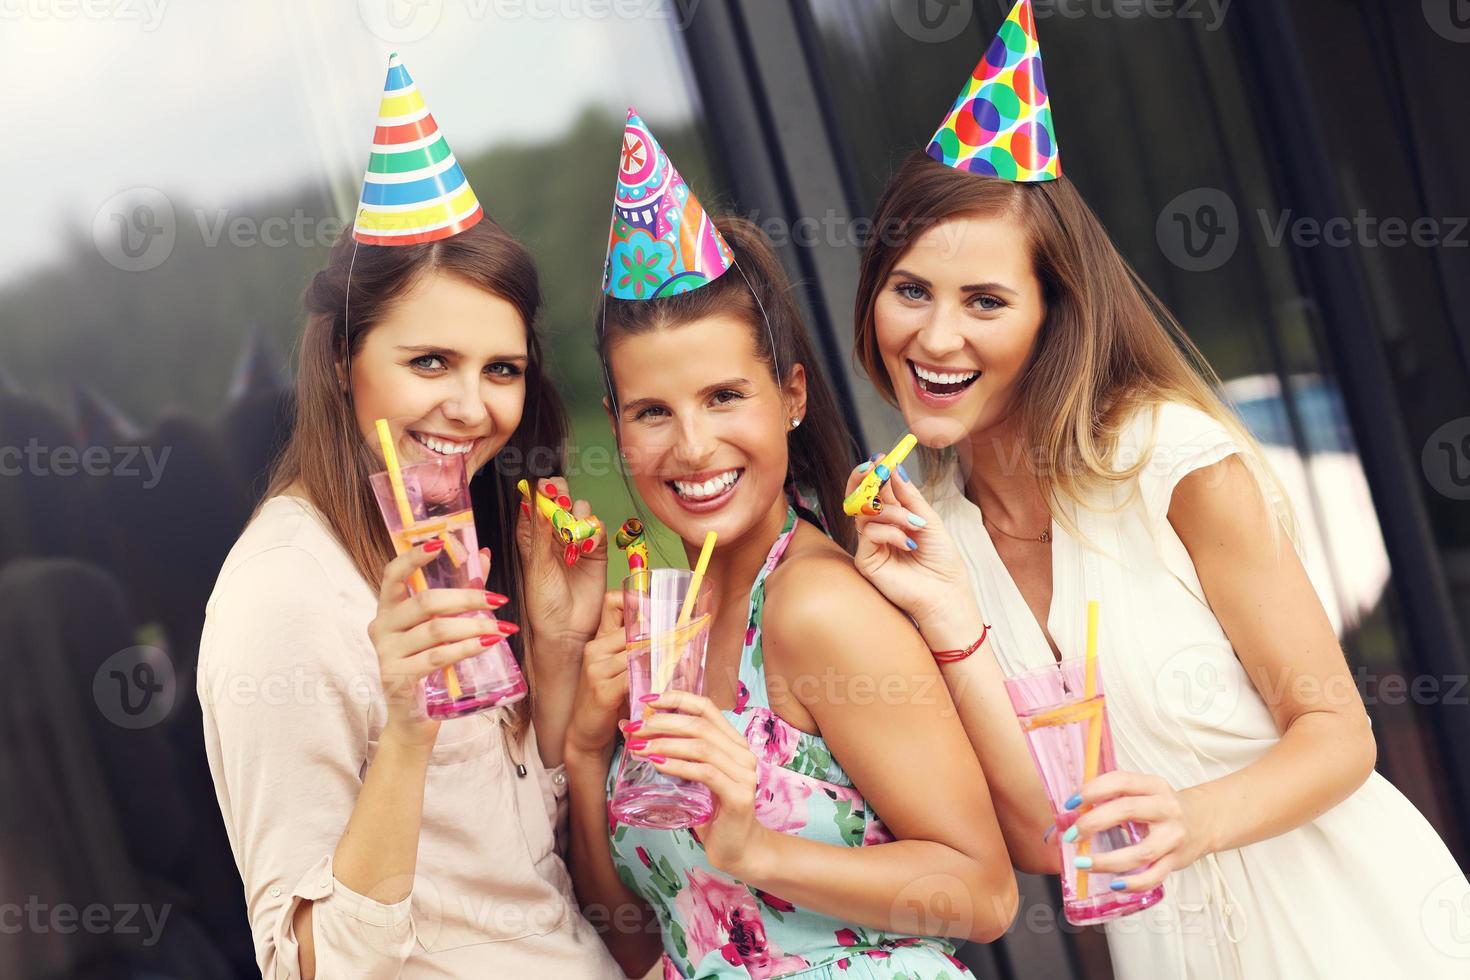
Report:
678,530,717,626
376,419,463,699
1077,599,1102,898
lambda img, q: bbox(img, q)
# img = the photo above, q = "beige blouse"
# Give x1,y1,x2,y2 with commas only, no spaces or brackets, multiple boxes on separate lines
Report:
198,496,623,979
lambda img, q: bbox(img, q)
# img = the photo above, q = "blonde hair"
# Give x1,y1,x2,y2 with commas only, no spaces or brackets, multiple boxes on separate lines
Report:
854,153,1294,540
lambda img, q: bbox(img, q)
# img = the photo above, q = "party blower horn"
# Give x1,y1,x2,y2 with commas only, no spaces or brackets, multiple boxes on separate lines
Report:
616,518,650,572
517,479,600,566
843,433,919,517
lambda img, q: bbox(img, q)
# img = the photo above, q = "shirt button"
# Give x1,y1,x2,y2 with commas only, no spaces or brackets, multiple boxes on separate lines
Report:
552,770,567,787
269,886,282,898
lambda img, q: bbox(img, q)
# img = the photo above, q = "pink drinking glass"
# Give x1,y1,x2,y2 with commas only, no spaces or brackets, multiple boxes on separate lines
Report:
1004,658,1165,925
609,568,714,829
369,454,526,718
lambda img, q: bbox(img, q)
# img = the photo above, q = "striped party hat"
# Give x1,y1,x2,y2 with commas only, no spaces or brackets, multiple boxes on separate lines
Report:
603,108,734,299
926,0,1060,181
352,53,483,245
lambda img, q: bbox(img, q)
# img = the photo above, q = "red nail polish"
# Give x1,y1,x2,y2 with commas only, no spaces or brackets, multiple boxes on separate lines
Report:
520,501,531,517
557,495,573,509
638,693,660,703
626,738,649,751
646,754,667,764
422,539,444,553
498,622,520,636
581,538,596,553
479,634,500,647
622,720,642,733
542,482,557,496
485,592,509,606
564,546,578,566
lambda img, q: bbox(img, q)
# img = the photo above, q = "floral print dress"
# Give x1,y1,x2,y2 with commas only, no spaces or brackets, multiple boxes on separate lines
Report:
606,507,972,979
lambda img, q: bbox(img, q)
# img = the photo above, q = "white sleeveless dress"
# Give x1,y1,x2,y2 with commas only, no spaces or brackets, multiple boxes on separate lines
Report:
929,401,1469,979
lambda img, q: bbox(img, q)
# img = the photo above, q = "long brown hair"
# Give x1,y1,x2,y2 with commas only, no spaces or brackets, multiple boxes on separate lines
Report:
855,152,1291,536
597,215,857,551
264,217,570,737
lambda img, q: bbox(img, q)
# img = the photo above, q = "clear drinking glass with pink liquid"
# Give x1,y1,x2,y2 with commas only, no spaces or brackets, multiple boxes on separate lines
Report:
369,454,526,718
609,568,714,829
1004,659,1165,925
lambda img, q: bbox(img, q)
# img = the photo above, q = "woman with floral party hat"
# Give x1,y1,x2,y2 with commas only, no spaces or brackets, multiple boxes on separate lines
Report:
199,54,621,978
843,2,1470,977
563,108,1019,979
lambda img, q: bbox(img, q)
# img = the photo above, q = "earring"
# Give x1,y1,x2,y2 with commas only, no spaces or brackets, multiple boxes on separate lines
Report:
790,417,801,429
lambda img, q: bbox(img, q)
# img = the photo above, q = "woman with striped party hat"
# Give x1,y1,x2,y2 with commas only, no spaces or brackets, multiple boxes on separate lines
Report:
844,1,1469,976
562,108,1019,978
199,54,621,978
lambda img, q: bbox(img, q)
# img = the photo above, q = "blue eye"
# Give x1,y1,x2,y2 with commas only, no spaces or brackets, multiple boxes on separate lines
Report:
486,362,523,377
409,354,446,371
972,294,1006,312
895,282,928,302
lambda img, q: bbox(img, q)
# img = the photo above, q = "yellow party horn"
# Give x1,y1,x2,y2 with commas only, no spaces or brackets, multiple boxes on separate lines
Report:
843,433,918,517
517,479,600,566
615,517,649,572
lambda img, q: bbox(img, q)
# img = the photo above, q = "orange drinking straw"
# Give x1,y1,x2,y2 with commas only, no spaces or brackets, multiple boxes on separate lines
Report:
375,419,462,699
1077,599,1102,898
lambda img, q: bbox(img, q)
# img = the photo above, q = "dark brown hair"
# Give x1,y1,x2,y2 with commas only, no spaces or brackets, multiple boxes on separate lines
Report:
854,152,1290,535
264,217,570,737
597,215,856,551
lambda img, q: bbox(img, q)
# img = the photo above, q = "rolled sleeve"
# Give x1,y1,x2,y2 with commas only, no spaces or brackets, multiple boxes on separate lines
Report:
269,855,416,980
200,544,415,979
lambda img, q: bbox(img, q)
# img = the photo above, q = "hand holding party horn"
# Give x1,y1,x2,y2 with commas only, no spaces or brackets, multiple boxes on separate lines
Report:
517,479,600,566
843,433,918,517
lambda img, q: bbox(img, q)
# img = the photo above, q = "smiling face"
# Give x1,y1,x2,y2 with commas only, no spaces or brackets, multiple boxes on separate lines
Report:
346,271,528,475
606,314,805,547
873,213,1047,448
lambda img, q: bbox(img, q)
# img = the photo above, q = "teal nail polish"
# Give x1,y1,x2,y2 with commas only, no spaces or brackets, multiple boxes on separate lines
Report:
1110,880,1127,891
897,463,910,482
1062,826,1078,844
1073,856,1093,870
1064,794,1082,811
907,513,927,528
858,462,872,473
904,536,918,551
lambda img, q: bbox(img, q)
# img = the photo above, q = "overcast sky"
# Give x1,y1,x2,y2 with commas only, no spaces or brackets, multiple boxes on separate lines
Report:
0,0,699,285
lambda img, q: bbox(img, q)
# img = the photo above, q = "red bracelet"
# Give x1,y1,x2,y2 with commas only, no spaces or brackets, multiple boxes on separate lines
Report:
932,624,990,663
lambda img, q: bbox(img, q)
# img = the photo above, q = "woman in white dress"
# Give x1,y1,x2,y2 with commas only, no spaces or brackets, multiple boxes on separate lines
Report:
839,146,1470,978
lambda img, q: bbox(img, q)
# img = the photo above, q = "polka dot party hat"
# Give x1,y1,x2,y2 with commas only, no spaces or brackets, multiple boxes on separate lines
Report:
926,0,1060,181
352,53,484,245
603,108,735,300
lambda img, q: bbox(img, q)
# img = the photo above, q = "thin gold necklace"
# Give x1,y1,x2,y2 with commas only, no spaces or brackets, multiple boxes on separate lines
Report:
983,511,1051,544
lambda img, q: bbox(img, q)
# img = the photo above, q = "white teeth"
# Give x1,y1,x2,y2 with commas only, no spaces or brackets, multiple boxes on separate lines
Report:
412,432,473,456
913,363,980,385
672,470,739,500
